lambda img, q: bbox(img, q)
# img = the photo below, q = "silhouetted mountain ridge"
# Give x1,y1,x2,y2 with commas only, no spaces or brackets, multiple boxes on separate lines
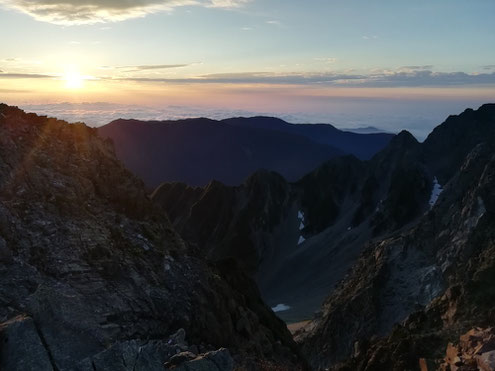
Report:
99,116,393,187
222,116,393,160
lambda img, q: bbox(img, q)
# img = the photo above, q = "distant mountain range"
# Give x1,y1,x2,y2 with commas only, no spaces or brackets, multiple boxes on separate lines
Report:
342,125,390,134
98,116,393,187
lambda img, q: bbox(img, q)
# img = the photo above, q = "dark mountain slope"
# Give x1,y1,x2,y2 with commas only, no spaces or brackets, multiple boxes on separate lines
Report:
423,104,495,184
98,116,393,188
98,118,344,187
298,104,495,370
0,104,305,370
258,131,430,322
152,128,430,323
295,155,366,235
152,104,495,337
152,170,292,274
362,130,429,235
223,116,394,160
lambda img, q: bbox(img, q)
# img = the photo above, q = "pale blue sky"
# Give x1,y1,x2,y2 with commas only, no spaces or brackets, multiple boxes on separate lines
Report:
0,0,494,136
2,0,495,75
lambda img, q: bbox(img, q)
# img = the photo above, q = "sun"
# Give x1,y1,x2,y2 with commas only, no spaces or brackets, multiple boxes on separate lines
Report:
64,70,84,89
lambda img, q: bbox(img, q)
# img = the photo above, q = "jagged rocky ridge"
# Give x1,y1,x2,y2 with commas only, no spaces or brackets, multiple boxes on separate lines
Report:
152,104,495,369
299,104,495,370
152,129,432,323
0,104,306,370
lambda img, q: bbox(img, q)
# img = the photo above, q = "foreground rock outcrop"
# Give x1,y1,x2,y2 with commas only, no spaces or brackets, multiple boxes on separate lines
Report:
440,328,495,371
299,104,495,370
0,104,305,370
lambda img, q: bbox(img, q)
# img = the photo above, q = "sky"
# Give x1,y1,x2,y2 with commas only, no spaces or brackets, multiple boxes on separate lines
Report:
1,0,494,139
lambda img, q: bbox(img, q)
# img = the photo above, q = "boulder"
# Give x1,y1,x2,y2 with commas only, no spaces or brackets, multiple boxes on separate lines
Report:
441,328,495,371
0,316,54,371
477,350,495,371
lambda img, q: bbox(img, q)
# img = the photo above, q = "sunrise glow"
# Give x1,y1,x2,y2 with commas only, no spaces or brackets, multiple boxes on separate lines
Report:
64,69,84,89
0,1,494,138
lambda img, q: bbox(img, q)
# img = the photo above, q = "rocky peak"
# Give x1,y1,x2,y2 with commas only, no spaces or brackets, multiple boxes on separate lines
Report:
423,104,495,184
478,103,495,117
152,168,293,275
299,104,495,370
0,104,305,370
370,129,421,167
390,129,419,147
296,155,365,234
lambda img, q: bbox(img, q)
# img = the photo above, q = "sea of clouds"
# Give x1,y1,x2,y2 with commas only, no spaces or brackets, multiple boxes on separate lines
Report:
19,100,482,141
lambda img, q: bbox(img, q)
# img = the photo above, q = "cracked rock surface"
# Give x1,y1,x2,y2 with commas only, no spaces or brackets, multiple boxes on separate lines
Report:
0,104,304,371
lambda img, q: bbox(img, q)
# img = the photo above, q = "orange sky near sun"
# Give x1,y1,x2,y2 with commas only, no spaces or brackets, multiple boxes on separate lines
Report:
4,75,495,112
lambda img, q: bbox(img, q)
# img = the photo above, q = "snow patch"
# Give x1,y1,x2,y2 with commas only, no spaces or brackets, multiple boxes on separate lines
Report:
271,303,291,313
477,196,486,217
297,210,306,244
429,177,443,208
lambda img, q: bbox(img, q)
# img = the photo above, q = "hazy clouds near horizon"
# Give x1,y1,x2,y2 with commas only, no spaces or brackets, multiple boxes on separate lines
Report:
19,99,492,141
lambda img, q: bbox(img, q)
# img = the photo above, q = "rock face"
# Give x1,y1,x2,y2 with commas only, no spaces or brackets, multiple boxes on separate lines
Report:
440,328,495,371
151,170,292,275
150,104,495,368
0,104,305,370
0,316,54,371
152,133,431,323
98,116,393,187
299,104,495,370
70,328,234,371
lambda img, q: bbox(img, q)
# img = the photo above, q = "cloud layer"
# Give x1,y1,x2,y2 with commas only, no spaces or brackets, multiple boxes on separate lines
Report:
1,0,248,25
0,71,55,78
21,100,488,141
109,69,495,87
99,64,193,72
1,65,495,88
